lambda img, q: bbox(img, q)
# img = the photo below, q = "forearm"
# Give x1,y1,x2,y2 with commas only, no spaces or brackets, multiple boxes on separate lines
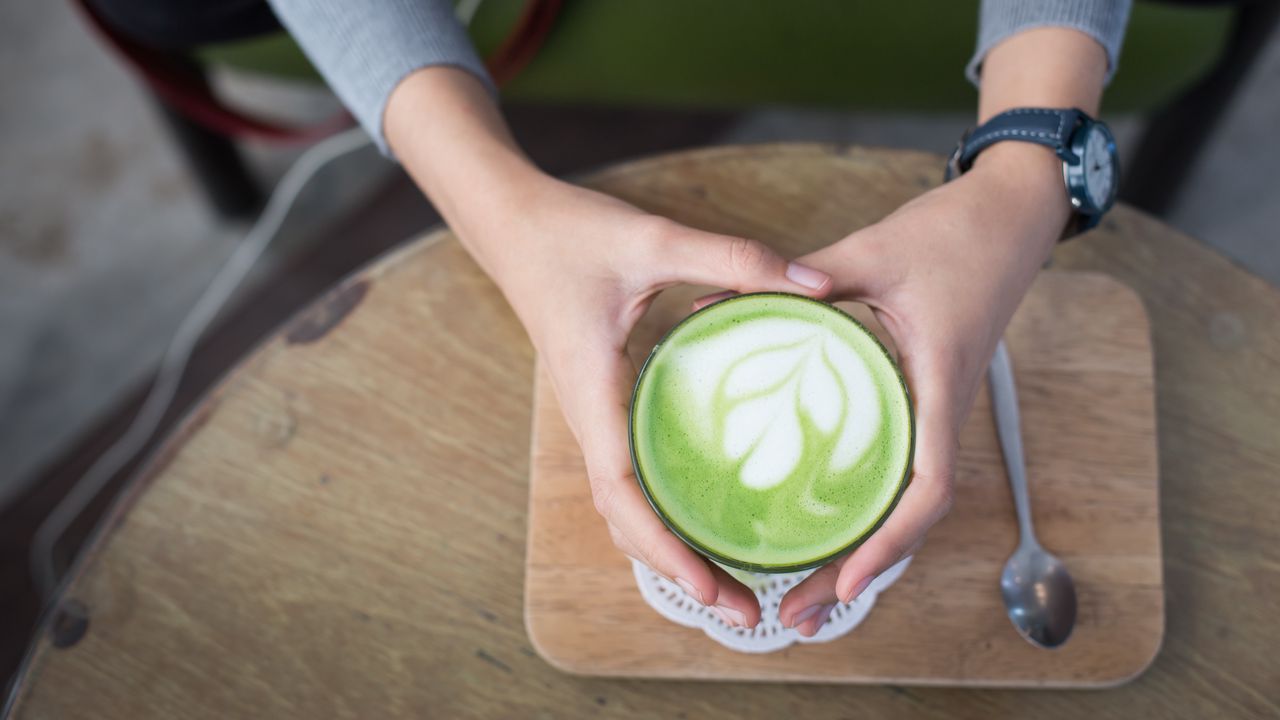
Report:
267,0,493,154
969,27,1110,259
978,27,1107,121
384,67,546,281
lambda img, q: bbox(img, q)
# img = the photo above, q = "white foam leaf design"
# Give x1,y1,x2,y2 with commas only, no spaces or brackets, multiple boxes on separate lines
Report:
720,337,847,490
737,398,804,489
798,353,841,432
723,392,783,461
724,346,804,398
823,339,882,471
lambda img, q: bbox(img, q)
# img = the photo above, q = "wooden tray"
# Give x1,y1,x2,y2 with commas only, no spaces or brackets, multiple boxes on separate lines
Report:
524,270,1163,687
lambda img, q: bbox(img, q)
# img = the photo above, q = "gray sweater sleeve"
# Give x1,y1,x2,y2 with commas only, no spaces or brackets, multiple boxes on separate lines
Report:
267,0,495,155
967,0,1133,86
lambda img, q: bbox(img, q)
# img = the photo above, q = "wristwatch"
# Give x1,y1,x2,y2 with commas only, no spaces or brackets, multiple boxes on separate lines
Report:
945,108,1119,236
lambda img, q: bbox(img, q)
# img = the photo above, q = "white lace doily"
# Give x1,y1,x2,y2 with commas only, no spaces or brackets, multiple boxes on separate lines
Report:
632,556,912,653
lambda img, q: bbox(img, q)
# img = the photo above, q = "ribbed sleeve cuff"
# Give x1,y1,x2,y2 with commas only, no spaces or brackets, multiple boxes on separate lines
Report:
268,0,496,156
966,0,1132,87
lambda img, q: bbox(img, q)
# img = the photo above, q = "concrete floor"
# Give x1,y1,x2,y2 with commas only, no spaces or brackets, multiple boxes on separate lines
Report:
1,1,1278,505
0,0,392,505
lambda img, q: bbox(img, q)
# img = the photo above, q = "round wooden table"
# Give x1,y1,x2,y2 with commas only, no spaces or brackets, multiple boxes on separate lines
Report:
9,146,1279,718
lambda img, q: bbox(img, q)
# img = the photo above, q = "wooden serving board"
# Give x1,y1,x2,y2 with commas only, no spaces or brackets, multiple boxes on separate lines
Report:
525,269,1163,686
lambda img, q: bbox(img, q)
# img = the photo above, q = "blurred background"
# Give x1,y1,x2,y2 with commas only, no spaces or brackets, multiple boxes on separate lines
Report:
1,0,1277,694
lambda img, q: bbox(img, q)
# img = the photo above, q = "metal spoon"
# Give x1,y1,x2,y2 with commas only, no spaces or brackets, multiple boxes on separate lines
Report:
988,340,1077,649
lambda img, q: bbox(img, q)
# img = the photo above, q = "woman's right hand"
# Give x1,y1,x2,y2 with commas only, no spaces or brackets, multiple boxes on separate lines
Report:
385,67,832,627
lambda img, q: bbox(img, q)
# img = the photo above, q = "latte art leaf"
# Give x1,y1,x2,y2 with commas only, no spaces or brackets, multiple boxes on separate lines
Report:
718,338,860,490
799,352,842,433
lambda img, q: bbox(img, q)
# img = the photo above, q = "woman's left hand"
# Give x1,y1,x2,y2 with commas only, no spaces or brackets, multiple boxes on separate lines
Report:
696,144,1070,636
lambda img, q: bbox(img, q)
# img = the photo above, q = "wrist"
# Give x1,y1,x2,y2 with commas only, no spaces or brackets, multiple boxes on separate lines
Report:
966,142,1071,255
421,143,554,283
385,66,553,275
453,168,569,284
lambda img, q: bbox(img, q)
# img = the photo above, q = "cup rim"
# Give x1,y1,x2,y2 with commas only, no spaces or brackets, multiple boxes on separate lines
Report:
627,291,915,574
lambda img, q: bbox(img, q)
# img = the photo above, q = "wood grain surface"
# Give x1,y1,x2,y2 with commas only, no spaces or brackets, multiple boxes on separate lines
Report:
10,145,1280,719
526,269,1162,686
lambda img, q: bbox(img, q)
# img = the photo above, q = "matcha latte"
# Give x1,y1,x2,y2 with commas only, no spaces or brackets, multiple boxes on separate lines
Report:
630,293,913,572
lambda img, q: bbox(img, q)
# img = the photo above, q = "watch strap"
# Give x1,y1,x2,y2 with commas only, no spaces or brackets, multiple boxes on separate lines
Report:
953,108,1082,176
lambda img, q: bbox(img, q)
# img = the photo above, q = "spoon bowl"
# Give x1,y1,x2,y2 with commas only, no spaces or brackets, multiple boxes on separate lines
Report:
1001,542,1077,648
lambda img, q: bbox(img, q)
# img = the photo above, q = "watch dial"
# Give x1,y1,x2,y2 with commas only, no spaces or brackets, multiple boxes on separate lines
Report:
1084,127,1115,210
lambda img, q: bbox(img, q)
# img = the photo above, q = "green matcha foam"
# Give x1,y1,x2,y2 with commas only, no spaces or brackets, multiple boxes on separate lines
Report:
630,293,913,571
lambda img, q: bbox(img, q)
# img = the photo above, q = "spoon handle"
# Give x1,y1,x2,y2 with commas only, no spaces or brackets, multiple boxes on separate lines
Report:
988,340,1036,544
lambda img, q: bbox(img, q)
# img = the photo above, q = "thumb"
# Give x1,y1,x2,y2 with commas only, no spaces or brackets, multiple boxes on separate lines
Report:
660,229,831,297
795,236,875,301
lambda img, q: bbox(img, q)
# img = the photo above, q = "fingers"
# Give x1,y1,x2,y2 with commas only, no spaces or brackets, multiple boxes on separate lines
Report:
658,227,831,297
573,349,716,600
570,347,761,624
705,561,762,628
778,347,958,636
900,535,928,562
791,535,924,637
593,474,718,601
777,561,842,634
793,227,895,303
776,478,948,636
834,474,951,596
832,352,957,602
776,533,928,636
597,470,762,627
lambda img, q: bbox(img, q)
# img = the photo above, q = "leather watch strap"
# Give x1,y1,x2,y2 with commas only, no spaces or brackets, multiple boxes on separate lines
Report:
954,108,1082,175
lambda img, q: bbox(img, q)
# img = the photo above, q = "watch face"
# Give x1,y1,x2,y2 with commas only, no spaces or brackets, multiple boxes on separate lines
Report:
1083,126,1116,210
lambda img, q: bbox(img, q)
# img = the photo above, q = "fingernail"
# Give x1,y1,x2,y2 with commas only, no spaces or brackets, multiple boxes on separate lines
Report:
815,603,836,628
843,576,873,604
708,606,734,626
790,604,824,628
785,262,829,290
715,605,747,627
674,577,705,604
798,604,837,638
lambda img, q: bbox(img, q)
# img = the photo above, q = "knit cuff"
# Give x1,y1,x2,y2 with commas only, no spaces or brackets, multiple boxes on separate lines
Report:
967,0,1132,87
269,0,496,157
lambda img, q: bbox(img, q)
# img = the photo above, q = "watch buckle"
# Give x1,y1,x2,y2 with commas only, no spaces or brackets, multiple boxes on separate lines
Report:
944,128,972,183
